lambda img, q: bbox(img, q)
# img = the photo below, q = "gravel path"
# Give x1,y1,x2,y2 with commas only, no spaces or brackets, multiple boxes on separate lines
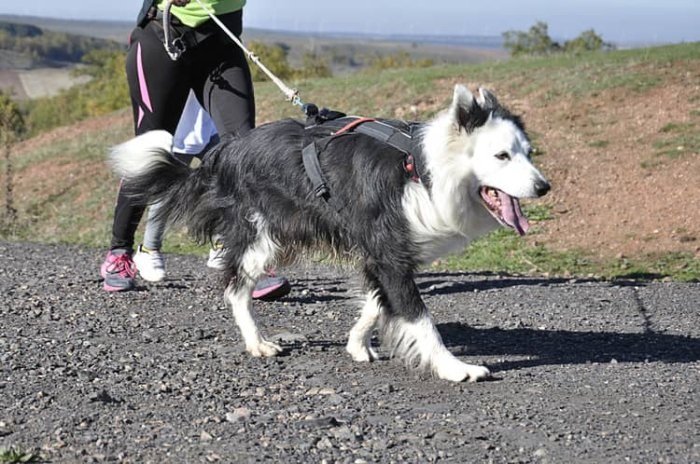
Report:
1,241,699,463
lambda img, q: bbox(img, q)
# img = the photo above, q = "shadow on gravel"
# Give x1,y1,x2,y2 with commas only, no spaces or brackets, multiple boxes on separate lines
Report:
284,293,352,304
437,322,700,372
417,274,571,295
417,272,655,295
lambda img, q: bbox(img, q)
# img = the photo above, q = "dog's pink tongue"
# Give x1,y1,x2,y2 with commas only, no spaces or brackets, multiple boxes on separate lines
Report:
498,190,530,236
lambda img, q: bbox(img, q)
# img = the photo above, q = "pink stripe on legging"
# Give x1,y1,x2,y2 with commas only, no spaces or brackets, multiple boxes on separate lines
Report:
137,43,153,113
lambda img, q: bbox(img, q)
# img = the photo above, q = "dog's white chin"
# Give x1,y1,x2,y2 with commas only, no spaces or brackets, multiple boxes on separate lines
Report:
479,186,530,236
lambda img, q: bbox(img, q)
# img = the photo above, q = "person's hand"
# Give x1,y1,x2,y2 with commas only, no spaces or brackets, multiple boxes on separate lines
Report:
172,0,191,6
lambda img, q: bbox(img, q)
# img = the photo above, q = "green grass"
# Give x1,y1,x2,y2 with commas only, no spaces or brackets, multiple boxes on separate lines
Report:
0,447,40,464
653,121,700,159
439,202,699,282
587,139,610,149
443,229,699,282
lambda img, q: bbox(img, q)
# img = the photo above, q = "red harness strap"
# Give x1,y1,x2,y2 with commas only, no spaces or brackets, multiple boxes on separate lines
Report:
332,117,376,136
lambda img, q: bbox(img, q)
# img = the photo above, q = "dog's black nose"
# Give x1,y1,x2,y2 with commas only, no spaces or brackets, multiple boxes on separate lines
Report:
535,181,551,197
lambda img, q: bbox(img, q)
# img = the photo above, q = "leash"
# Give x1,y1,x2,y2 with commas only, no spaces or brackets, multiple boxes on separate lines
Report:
162,0,304,109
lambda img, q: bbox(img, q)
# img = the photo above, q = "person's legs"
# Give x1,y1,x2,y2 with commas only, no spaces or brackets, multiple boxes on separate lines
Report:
102,23,191,291
133,201,167,282
142,201,166,251
192,11,255,137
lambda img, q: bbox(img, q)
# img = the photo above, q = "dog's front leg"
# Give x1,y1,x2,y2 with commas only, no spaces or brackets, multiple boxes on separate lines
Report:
378,271,491,382
346,290,382,362
225,280,282,357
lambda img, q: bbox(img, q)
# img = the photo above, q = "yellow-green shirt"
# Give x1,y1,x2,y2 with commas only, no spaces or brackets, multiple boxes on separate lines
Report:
157,0,246,28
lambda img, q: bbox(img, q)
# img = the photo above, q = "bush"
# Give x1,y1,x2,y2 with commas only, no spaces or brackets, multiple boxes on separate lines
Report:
247,41,294,82
0,91,25,141
0,91,25,228
564,29,615,53
247,41,332,82
503,21,560,56
503,21,614,57
296,52,332,79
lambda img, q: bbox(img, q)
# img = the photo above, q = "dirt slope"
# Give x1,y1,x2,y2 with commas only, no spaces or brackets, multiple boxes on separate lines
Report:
527,69,700,259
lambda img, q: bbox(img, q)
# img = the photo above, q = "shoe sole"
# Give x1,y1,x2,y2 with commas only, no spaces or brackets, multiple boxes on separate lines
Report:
102,264,135,291
252,281,291,301
137,271,165,283
103,281,135,292
206,259,225,270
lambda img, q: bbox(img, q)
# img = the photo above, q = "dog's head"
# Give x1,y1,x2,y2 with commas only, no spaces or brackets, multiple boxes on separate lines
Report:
425,85,550,236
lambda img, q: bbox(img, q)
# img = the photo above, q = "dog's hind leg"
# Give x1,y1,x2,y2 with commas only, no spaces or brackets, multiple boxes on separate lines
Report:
225,279,282,357
224,214,282,358
376,268,491,382
346,289,382,362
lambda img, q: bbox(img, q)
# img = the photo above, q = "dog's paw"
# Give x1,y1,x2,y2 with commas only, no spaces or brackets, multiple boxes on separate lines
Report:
247,340,283,357
434,357,491,382
461,364,492,383
346,340,379,363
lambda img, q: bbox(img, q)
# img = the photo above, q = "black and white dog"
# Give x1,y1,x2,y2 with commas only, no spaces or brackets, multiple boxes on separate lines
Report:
110,85,550,382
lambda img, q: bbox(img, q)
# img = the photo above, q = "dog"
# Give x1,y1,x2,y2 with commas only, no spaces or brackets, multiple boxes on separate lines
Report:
109,84,550,382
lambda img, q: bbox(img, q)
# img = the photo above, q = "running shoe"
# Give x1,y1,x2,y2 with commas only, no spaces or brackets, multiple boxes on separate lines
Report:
133,244,166,282
206,243,226,270
100,249,136,292
252,274,291,301
207,243,290,300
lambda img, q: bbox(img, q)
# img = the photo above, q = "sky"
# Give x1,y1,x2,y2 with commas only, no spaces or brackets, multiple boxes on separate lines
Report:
2,0,699,45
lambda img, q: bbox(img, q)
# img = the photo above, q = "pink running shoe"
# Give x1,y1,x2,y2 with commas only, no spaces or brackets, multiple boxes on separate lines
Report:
252,274,291,301
100,249,137,292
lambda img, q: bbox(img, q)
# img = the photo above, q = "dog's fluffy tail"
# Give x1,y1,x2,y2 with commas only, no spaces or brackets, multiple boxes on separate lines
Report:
108,130,209,233
109,130,176,181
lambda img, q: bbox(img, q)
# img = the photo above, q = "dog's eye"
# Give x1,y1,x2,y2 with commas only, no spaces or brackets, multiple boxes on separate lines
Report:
495,151,510,161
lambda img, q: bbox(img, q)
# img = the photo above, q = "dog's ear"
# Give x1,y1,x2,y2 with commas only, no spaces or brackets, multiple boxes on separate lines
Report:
476,87,499,111
452,84,489,133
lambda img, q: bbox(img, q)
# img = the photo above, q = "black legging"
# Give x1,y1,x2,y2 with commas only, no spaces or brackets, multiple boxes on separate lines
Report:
110,10,254,250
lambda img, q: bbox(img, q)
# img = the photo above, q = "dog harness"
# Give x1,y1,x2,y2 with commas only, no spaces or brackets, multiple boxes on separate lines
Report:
301,105,429,210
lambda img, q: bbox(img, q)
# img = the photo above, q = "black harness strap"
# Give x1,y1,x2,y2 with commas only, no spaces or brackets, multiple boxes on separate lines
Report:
349,120,424,183
300,108,429,212
302,142,331,199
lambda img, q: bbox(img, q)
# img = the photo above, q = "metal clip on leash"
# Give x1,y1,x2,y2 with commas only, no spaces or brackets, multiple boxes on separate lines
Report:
163,0,184,60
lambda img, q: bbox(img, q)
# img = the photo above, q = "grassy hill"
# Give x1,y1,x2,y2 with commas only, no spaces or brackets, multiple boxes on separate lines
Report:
2,42,699,280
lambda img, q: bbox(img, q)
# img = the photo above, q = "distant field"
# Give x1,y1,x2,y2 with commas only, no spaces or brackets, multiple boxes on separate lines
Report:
0,70,26,99
0,66,90,100
24,67,90,99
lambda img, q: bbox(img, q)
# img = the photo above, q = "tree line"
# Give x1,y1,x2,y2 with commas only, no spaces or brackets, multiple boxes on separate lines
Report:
0,21,123,64
503,21,614,56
